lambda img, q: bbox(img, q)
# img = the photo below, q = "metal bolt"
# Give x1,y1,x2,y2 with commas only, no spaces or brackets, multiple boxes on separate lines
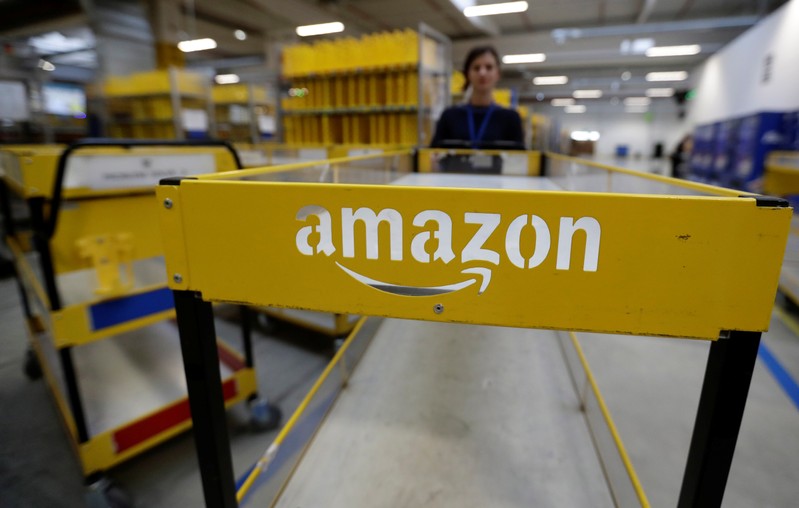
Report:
433,304,444,314
163,198,173,209
173,273,183,283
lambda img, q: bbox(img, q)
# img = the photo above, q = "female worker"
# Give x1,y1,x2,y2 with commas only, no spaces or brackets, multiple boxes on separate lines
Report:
431,46,524,149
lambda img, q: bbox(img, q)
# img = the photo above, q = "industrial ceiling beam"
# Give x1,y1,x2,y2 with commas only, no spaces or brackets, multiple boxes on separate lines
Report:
447,0,501,36
637,0,659,24
192,0,283,33
551,15,760,42
248,0,375,35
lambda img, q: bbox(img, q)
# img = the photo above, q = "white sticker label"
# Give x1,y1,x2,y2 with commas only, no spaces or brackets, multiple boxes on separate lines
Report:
64,154,217,190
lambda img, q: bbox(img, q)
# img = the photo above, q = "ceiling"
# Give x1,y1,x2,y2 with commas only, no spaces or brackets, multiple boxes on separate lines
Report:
0,0,788,104
185,0,788,102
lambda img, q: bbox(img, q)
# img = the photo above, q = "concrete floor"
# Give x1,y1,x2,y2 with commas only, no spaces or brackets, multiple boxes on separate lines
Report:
1,278,798,508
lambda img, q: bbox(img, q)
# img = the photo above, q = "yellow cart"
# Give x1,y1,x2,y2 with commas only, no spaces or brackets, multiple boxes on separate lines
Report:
156,150,789,507
0,140,279,507
761,151,799,307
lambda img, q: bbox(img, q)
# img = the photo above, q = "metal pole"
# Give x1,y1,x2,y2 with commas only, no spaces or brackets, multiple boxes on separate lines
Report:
173,290,237,508
248,83,259,146
239,305,254,368
168,67,185,140
677,331,761,508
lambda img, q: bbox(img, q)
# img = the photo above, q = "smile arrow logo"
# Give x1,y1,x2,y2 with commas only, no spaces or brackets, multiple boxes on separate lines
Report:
335,262,492,296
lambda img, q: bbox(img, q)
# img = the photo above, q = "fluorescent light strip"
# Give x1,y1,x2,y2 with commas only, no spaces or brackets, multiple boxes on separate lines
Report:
178,38,217,52
646,71,688,82
464,1,528,17
571,130,600,142
646,87,675,97
646,45,701,57
215,74,240,85
551,98,575,106
296,22,344,37
502,53,546,64
623,97,651,106
565,105,586,113
573,89,603,99
533,75,568,85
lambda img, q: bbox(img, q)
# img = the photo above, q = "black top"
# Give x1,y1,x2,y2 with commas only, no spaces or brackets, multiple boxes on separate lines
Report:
431,104,524,149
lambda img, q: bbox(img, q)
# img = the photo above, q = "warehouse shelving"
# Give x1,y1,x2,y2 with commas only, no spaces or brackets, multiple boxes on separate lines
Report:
212,83,275,144
101,68,211,140
0,140,278,507
280,24,450,146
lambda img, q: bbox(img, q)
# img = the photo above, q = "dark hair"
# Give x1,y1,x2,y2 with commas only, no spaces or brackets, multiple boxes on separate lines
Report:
462,45,500,92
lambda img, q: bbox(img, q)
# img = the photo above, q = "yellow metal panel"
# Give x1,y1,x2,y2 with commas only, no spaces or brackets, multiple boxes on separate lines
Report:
527,152,541,176
157,185,192,291
1,146,238,199
52,304,175,348
159,181,790,340
79,367,256,475
763,164,799,196
50,195,164,274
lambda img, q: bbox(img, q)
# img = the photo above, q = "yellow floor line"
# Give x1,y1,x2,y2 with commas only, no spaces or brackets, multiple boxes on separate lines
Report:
568,332,651,508
774,305,799,338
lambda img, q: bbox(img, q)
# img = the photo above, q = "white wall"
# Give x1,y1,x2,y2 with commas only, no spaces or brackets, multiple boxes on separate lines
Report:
688,0,799,125
537,101,687,157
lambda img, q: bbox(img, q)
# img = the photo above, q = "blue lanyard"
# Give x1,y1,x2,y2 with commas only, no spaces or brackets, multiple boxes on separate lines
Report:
467,103,496,149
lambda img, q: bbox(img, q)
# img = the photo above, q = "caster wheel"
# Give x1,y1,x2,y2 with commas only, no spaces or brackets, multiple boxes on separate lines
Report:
85,477,132,508
249,398,282,432
24,349,42,380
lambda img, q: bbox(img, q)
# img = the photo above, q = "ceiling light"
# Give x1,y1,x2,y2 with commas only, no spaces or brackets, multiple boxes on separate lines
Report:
571,130,600,142
623,97,651,106
178,38,217,52
38,59,55,71
234,29,247,41
502,53,546,64
464,1,528,17
565,105,587,113
625,106,649,113
29,31,92,54
573,89,603,99
646,71,688,82
551,98,575,106
621,71,631,81
296,22,344,37
215,74,240,85
646,88,675,97
620,38,655,54
646,45,701,57
536,93,545,101
533,75,568,85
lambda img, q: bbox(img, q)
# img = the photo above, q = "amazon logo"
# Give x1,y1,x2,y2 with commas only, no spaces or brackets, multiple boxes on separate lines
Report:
295,205,601,296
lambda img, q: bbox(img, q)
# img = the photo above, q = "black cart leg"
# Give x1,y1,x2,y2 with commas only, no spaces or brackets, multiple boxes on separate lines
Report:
239,305,254,369
677,331,761,508
173,291,237,508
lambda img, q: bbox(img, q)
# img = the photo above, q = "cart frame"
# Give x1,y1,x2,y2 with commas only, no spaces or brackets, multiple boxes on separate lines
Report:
156,149,791,508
